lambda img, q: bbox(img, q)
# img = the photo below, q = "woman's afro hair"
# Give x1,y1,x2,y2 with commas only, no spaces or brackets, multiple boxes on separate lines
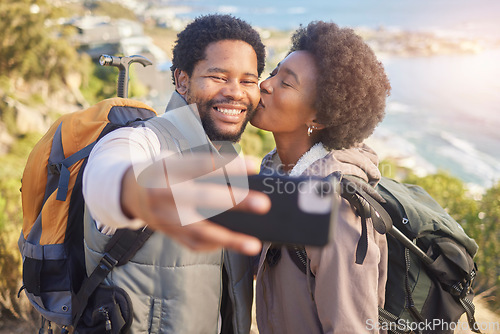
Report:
290,21,391,149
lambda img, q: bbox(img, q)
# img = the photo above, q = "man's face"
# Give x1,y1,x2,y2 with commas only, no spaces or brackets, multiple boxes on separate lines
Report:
177,40,260,142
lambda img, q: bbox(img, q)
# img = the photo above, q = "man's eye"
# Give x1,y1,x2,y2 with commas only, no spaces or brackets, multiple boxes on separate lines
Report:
281,81,292,88
242,80,257,85
209,76,225,81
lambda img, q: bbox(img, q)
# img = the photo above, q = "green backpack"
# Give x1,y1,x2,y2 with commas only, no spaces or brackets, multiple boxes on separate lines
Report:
289,175,480,334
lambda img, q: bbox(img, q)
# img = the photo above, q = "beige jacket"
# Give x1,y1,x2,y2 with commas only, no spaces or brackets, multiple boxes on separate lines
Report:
256,143,388,334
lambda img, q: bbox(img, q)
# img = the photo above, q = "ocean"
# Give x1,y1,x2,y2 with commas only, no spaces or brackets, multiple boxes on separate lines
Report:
375,49,500,189
166,0,500,38
162,0,500,188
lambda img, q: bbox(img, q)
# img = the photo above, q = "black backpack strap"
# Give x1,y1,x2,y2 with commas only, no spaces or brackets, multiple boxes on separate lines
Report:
287,245,316,301
103,227,154,266
72,227,154,327
341,188,370,264
338,176,393,264
450,268,481,333
378,307,419,334
459,295,481,333
340,176,393,234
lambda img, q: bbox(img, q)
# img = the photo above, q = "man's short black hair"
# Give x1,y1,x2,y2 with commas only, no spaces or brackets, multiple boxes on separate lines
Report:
171,14,266,84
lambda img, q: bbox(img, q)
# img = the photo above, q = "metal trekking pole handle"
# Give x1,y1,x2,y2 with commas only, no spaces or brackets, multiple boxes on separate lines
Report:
388,227,434,265
99,54,153,98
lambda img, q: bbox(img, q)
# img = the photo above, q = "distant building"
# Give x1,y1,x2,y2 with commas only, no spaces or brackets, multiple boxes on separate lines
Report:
67,15,167,62
142,5,191,31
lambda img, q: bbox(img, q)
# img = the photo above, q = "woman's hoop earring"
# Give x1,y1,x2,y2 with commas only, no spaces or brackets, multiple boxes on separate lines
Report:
307,126,315,137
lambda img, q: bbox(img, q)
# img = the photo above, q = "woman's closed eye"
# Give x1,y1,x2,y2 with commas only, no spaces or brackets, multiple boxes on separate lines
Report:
268,68,295,89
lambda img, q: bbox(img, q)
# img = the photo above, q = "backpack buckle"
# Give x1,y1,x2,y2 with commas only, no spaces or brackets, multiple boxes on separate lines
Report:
48,162,61,175
462,280,472,298
457,270,476,298
99,253,119,271
451,279,472,299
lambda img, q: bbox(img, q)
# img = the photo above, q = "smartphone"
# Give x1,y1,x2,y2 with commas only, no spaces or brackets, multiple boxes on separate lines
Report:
199,174,341,246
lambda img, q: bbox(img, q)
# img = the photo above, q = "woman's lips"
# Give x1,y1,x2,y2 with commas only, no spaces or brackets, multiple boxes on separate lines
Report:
257,99,265,109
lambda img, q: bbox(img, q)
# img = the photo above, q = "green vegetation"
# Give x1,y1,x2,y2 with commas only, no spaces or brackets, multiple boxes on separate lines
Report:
80,62,148,104
0,0,86,91
0,134,41,230
0,0,148,321
240,124,276,160
0,0,147,104
474,185,500,296
0,134,41,320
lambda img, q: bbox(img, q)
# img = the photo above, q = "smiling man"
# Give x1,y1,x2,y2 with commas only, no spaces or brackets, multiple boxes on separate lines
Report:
82,14,267,333
175,38,261,141
172,22,264,142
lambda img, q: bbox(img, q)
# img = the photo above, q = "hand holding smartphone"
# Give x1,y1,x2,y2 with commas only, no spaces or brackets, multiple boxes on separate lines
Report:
200,174,341,246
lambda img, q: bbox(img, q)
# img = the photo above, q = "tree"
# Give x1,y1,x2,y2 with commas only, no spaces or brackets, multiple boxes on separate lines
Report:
403,170,480,228
475,182,500,306
0,0,85,90
0,133,41,320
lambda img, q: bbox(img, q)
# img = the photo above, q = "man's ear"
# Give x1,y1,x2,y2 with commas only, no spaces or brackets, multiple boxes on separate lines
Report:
174,68,189,96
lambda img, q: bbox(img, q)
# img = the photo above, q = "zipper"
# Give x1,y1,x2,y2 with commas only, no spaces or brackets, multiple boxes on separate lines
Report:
223,251,240,332
99,307,112,332
216,250,224,334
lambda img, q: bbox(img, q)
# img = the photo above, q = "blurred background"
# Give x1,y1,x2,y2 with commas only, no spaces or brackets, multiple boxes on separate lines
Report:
166,0,500,189
0,0,499,331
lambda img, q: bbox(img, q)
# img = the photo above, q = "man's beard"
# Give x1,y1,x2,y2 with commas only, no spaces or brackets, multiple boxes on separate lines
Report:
186,92,256,142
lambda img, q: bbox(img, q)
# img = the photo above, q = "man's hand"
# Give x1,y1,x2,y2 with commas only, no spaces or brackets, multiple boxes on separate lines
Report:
120,154,271,255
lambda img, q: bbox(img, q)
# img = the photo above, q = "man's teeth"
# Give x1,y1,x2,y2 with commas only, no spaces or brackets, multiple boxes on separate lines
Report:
216,107,243,116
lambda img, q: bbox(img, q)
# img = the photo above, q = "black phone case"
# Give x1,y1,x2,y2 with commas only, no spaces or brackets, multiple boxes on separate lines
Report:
200,174,340,246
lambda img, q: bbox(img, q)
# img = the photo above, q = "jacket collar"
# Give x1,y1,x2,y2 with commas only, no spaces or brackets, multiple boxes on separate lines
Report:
165,91,190,112
261,142,381,185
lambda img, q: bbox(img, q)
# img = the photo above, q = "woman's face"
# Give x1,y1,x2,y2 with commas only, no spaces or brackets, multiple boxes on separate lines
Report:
251,51,318,135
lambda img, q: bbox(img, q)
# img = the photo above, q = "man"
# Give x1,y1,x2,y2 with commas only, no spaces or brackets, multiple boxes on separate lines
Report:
83,14,268,333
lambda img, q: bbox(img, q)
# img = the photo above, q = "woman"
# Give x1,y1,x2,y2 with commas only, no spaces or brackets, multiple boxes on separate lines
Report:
251,21,391,333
